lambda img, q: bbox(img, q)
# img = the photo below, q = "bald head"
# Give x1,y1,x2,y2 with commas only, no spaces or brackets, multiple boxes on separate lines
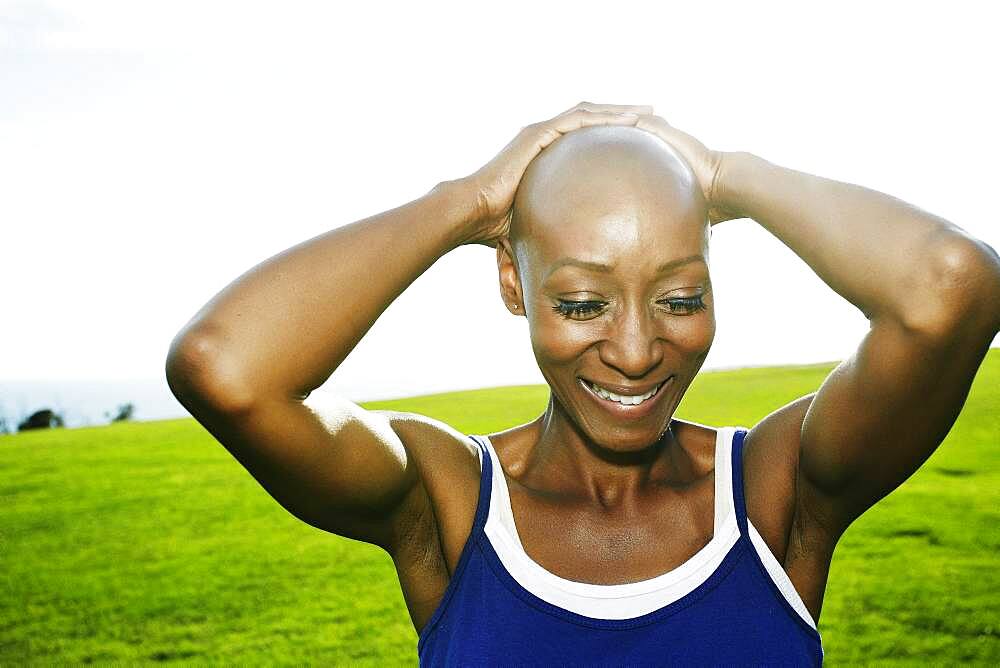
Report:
507,125,709,273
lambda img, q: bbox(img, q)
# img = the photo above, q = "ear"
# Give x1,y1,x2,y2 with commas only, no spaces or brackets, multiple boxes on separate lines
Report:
496,237,524,316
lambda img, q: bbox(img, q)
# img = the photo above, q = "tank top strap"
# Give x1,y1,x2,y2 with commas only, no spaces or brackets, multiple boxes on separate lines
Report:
466,434,494,534
730,427,751,538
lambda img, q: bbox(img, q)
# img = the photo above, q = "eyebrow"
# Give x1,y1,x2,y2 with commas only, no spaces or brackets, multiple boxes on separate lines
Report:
545,254,705,279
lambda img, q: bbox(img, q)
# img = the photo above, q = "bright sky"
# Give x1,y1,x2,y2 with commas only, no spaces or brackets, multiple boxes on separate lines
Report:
2,1,997,402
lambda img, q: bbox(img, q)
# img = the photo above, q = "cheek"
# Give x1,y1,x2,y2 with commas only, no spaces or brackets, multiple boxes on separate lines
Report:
662,309,716,356
530,316,593,366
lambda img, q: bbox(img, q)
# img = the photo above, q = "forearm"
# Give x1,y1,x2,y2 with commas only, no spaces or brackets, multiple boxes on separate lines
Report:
714,151,1000,333
167,180,475,407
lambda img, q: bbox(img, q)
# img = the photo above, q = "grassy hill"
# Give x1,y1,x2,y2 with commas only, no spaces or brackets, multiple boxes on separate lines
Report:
2,350,997,665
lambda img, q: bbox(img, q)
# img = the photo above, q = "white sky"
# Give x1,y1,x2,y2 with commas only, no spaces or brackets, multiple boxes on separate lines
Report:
2,1,997,402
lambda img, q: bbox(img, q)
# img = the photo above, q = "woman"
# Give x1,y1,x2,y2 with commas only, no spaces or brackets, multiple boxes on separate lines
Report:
165,102,1000,665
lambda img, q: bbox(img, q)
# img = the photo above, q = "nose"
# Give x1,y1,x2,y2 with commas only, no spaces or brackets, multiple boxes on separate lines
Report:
598,302,664,379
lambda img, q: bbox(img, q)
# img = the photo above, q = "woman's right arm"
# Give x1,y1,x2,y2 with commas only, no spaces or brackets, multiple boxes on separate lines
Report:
163,103,650,554
165,181,479,554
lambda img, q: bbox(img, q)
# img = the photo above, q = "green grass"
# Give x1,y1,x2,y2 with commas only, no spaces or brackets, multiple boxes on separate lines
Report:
1,350,997,665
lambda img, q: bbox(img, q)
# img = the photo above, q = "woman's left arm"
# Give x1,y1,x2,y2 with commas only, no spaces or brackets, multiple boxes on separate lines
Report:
715,150,1000,535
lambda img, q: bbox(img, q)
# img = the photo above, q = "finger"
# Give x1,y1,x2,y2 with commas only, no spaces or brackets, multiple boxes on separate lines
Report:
636,112,670,125
558,101,654,115
579,102,655,116
507,111,639,174
560,101,654,116
548,109,640,134
634,115,672,132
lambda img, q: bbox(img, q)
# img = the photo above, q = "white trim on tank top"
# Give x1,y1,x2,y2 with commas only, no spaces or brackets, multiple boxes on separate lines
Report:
476,427,817,630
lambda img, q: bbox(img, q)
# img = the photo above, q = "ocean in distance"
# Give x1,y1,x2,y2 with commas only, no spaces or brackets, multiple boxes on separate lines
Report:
0,378,195,430
0,375,553,431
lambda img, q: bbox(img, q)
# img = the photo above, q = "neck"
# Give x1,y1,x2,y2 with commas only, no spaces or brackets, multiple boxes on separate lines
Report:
519,393,689,508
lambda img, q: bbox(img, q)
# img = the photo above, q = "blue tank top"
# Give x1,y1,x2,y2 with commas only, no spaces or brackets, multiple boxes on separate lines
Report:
417,427,824,666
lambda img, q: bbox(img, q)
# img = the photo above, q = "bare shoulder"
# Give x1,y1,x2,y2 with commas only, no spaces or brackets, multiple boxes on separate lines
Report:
369,411,485,631
742,394,838,622
378,410,481,478
742,395,823,559
373,411,482,562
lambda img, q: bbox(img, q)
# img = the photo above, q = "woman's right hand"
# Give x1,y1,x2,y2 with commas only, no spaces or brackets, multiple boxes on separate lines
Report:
451,101,654,248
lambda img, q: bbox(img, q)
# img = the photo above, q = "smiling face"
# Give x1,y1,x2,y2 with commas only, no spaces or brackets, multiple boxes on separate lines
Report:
498,125,715,452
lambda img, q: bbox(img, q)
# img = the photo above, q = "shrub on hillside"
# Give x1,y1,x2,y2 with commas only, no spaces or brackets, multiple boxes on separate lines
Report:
106,403,135,423
18,409,65,431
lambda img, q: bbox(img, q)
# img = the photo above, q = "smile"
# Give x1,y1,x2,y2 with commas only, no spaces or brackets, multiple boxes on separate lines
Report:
578,376,672,418
584,379,662,404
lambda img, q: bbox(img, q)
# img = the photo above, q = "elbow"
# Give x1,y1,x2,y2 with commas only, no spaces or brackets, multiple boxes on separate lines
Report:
903,230,1000,341
165,327,258,415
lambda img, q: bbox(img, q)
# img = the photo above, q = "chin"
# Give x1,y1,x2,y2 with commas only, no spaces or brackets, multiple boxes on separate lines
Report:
587,422,670,453
567,375,676,451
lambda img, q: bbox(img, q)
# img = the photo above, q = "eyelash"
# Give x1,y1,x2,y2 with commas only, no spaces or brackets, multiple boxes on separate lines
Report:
551,296,708,319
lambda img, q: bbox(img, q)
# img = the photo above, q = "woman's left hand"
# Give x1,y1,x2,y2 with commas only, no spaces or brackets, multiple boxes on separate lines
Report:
634,114,741,225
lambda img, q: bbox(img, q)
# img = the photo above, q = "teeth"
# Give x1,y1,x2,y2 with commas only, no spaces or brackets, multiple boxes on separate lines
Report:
586,380,661,406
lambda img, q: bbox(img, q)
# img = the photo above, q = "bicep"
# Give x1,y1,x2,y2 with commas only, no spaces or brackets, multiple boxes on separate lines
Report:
798,313,994,534
184,387,428,551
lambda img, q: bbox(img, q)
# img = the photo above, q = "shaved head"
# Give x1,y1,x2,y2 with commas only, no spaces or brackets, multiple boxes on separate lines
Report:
507,125,709,275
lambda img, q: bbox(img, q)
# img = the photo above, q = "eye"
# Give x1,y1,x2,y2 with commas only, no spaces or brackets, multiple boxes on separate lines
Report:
551,294,708,320
551,300,606,319
658,295,708,314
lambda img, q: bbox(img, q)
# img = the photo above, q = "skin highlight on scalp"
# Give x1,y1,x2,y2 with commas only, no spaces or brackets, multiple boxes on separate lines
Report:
506,124,712,289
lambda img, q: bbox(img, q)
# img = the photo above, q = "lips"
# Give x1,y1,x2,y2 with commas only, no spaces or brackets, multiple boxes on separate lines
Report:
584,379,662,404
578,376,672,419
